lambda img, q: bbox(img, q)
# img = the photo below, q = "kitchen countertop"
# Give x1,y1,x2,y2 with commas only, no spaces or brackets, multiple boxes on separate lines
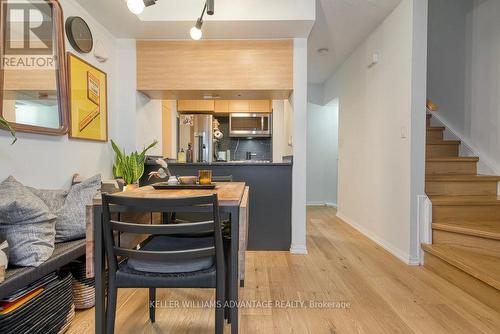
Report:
145,160,293,166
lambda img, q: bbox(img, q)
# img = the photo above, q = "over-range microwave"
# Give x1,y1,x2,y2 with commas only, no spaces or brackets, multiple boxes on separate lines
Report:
229,113,272,137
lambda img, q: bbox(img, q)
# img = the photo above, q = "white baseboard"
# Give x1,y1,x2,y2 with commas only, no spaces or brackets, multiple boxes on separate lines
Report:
336,212,419,265
290,244,308,255
306,201,337,208
417,195,432,265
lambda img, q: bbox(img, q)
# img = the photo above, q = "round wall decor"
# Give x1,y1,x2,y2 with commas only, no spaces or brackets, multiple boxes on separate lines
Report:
65,16,93,53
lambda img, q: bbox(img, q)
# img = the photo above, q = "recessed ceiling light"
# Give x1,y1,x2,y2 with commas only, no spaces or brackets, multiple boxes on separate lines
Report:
317,48,329,56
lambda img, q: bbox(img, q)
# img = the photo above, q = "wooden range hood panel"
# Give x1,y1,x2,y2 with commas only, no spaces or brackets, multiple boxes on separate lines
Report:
136,40,293,98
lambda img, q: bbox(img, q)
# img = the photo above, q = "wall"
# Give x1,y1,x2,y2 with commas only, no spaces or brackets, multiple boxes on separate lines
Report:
323,0,427,264
290,38,308,254
428,0,500,174
306,100,338,206
0,0,121,189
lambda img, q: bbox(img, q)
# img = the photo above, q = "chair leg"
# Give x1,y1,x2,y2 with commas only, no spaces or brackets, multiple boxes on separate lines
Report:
149,288,156,323
215,283,225,334
106,282,117,334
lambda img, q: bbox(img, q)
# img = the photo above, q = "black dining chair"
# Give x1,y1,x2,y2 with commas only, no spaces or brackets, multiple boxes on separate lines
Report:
101,194,225,334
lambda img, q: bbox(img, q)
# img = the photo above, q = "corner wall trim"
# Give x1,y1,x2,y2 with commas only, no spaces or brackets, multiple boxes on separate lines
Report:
336,212,420,266
290,244,308,255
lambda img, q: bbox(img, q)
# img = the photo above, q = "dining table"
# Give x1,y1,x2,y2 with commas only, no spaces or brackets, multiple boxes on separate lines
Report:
86,182,249,334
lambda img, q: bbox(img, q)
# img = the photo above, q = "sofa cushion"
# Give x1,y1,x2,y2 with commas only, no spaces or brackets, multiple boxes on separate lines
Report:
0,177,56,267
27,188,68,213
54,174,101,242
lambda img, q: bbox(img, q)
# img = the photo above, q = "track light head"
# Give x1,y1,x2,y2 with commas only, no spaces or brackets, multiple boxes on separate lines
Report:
206,0,214,15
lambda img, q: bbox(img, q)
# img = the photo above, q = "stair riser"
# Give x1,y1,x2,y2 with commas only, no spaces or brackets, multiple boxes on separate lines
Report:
426,181,498,196
426,161,477,175
427,130,444,142
426,145,459,158
424,251,500,313
432,230,500,257
433,205,500,223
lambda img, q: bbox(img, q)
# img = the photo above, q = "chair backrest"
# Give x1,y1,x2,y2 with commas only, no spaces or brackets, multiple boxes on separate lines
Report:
101,194,223,274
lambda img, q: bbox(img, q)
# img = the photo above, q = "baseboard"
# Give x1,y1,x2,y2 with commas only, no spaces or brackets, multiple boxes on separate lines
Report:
290,244,308,255
306,201,337,208
336,212,419,265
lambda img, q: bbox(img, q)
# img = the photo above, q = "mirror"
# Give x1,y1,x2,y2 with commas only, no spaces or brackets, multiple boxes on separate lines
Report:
0,0,68,135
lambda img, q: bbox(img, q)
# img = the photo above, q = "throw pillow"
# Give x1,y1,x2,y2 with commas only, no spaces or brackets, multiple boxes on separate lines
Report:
55,174,101,242
0,176,56,266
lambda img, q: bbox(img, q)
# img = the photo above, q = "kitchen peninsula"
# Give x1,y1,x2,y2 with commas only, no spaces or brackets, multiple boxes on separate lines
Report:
142,160,292,250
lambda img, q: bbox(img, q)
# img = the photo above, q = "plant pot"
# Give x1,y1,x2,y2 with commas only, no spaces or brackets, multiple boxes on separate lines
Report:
123,183,139,192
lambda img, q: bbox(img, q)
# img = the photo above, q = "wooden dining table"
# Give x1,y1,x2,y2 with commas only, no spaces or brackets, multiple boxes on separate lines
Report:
86,182,249,334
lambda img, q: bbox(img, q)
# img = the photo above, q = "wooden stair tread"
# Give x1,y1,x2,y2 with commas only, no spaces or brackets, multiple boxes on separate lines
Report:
433,221,500,241
426,157,479,162
426,175,500,182
429,195,500,206
427,126,445,131
426,140,461,146
422,244,500,290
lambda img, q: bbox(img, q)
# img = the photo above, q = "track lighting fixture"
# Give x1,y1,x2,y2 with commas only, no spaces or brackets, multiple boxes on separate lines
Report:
126,0,214,40
126,0,156,15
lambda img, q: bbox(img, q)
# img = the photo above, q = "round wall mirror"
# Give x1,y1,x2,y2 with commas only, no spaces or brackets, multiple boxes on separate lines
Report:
65,16,93,53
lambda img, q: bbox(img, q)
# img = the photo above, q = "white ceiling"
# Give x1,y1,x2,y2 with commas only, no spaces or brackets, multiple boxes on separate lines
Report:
74,0,315,39
75,0,401,84
308,0,402,84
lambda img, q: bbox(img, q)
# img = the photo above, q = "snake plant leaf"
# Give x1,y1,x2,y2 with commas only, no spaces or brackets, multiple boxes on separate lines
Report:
0,116,17,144
110,139,157,185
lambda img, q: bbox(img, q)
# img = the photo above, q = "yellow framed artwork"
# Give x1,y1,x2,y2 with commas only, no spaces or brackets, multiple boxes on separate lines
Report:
67,53,108,141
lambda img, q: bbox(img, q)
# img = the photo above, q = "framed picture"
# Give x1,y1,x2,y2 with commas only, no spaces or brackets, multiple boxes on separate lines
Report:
67,52,108,141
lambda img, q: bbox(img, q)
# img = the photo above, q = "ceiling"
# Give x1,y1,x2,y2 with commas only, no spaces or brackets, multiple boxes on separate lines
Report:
308,0,402,84
74,0,315,39
75,0,401,84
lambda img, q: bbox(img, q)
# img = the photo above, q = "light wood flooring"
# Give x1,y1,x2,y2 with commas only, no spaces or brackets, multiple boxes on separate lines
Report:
68,207,500,333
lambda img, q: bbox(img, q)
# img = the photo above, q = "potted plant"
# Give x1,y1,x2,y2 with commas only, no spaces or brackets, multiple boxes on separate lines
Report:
111,139,157,191
0,116,17,144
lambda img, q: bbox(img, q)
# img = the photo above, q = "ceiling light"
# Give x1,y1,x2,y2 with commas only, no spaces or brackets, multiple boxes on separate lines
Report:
190,1,215,40
190,18,203,40
127,0,157,15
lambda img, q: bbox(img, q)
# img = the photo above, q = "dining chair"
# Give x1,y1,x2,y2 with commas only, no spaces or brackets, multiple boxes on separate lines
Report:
101,193,225,334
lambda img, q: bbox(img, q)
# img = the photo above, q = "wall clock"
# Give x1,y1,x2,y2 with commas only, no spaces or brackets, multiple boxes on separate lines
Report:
65,16,93,54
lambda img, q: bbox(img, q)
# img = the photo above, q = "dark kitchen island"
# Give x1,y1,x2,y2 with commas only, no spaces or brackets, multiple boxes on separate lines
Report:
141,161,292,250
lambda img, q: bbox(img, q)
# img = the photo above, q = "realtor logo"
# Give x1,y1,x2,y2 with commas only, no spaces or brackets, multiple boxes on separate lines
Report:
1,0,56,69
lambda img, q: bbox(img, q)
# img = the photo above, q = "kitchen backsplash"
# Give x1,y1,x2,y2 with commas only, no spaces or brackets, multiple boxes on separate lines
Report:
215,117,272,161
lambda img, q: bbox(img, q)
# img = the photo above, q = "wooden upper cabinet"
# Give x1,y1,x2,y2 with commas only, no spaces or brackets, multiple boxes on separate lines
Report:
228,100,250,112
177,100,214,113
214,100,229,114
249,100,271,113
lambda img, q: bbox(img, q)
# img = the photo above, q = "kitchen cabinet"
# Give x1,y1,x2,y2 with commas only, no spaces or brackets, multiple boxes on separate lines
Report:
178,100,272,114
249,100,271,113
228,100,250,112
214,100,229,114
177,100,214,113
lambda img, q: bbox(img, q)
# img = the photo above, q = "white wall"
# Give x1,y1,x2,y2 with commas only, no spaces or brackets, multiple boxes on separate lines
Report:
290,38,308,254
428,0,500,174
323,0,427,264
135,97,163,156
0,0,122,189
306,100,338,206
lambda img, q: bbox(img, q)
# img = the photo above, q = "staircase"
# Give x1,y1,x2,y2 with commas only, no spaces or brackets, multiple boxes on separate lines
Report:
422,113,500,313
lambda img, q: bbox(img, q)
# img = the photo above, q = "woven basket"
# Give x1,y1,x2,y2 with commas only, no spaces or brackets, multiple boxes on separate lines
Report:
68,260,95,309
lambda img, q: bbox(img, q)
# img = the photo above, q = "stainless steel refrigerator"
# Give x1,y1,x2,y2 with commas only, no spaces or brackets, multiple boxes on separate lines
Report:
178,114,213,163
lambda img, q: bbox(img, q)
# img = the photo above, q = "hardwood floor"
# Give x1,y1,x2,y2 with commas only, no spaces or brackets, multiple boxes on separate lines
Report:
68,207,500,333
